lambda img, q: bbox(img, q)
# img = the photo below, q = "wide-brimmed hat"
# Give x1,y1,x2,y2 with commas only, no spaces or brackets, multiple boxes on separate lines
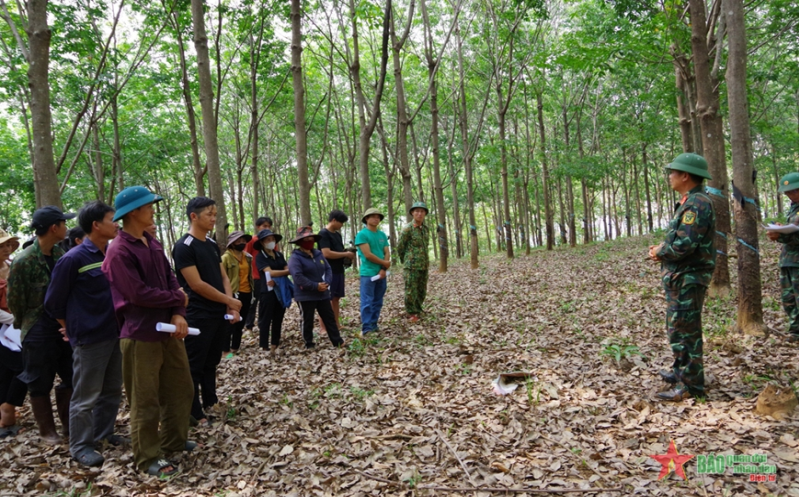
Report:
31,206,76,230
289,226,321,244
257,229,283,244
361,208,385,224
113,186,163,222
0,229,19,251
665,153,712,180
226,230,252,248
409,201,429,216
779,173,799,193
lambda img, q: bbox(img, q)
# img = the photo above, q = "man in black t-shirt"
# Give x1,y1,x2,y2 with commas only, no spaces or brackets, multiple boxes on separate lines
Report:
318,210,355,333
173,197,241,425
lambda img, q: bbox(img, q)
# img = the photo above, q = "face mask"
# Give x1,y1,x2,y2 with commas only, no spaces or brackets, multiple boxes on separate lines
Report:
232,243,246,252
264,241,276,250
299,239,315,250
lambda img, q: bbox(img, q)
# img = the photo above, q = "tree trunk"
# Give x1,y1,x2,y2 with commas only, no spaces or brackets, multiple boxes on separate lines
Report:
390,2,415,219
536,92,554,250
27,0,61,207
290,0,311,225
689,0,731,297
726,0,766,336
173,12,205,196
673,56,694,153
190,0,227,251
642,143,653,232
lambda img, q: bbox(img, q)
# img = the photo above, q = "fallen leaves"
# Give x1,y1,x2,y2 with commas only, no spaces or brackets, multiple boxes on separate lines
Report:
1,234,798,495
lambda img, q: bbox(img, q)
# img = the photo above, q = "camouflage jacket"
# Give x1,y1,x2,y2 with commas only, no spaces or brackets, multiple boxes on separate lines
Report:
396,222,430,270
656,185,716,287
777,202,799,268
7,239,64,342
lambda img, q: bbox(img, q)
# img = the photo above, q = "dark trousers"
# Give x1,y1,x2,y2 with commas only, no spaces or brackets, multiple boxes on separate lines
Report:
245,279,261,329
69,339,123,457
299,299,344,348
780,267,799,335
184,318,226,420
0,345,26,406
664,282,706,397
223,292,252,352
258,290,285,348
19,338,73,398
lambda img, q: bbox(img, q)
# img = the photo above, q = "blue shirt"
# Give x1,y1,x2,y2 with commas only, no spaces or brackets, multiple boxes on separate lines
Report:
45,239,119,346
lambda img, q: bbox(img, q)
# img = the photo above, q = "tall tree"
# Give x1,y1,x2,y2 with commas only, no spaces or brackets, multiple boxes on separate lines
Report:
190,0,228,249
726,0,766,336
290,0,310,225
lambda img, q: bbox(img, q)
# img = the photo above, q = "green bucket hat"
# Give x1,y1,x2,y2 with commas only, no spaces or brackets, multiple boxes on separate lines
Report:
778,173,799,193
409,201,429,216
113,186,163,222
361,208,385,224
665,153,712,180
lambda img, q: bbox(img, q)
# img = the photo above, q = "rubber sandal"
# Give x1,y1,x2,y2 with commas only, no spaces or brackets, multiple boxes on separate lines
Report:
184,440,197,452
73,449,105,467
0,425,20,439
146,458,179,477
104,434,130,446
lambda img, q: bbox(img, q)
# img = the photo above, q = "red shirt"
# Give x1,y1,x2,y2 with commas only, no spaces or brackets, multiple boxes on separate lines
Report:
244,237,261,280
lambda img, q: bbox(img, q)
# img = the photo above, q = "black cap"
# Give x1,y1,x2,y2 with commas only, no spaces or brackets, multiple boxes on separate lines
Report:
31,205,76,230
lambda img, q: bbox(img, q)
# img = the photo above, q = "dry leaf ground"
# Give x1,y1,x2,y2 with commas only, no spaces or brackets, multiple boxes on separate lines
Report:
1,233,798,496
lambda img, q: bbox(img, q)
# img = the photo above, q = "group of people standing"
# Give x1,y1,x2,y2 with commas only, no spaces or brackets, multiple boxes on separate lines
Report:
0,185,432,478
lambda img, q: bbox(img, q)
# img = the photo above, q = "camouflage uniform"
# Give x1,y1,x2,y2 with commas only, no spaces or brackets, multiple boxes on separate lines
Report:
397,222,430,315
777,202,799,338
656,185,716,398
7,239,65,343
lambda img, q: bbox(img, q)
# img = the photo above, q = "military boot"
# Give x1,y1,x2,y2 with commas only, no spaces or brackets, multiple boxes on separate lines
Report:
656,384,692,402
30,396,61,443
658,370,678,384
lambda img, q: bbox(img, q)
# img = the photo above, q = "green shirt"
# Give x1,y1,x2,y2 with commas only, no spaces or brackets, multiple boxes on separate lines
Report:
7,239,65,342
777,202,799,268
355,227,389,278
656,185,716,287
396,222,430,270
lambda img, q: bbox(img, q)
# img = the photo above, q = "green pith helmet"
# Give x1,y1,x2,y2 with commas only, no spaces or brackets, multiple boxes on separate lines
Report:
665,153,713,180
409,201,429,216
778,173,799,193
361,207,385,224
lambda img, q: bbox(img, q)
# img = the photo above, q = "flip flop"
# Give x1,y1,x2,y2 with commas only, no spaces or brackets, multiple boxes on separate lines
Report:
146,458,179,477
73,449,105,467
104,434,130,446
184,440,197,452
0,425,20,439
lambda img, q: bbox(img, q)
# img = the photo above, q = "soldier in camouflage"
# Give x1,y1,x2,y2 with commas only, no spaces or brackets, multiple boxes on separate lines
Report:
648,153,716,401
767,172,799,343
397,202,431,322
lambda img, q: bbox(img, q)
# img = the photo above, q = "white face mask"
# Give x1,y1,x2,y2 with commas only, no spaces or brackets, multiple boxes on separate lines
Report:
264,241,276,250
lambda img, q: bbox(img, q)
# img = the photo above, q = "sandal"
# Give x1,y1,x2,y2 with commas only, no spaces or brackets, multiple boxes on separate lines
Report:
184,440,197,452
73,449,105,467
0,425,20,439
104,434,130,446
146,458,179,477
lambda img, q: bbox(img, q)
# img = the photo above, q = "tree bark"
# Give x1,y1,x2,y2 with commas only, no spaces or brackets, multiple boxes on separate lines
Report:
190,0,228,251
689,0,731,297
725,0,766,336
290,0,311,225
26,0,61,207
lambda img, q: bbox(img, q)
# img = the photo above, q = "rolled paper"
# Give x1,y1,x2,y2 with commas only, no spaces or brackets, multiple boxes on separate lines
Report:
224,314,242,321
370,271,391,282
156,322,201,335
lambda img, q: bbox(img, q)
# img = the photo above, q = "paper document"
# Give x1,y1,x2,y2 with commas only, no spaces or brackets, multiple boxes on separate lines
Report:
370,271,391,282
764,223,799,234
155,322,201,335
0,324,22,352
264,271,274,292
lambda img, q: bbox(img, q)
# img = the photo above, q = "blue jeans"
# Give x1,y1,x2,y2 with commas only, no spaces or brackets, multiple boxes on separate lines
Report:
360,276,387,333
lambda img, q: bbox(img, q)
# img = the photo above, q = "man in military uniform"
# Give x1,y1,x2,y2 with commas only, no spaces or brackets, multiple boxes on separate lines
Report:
648,153,715,401
768,172,799,343
397,202,431,322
